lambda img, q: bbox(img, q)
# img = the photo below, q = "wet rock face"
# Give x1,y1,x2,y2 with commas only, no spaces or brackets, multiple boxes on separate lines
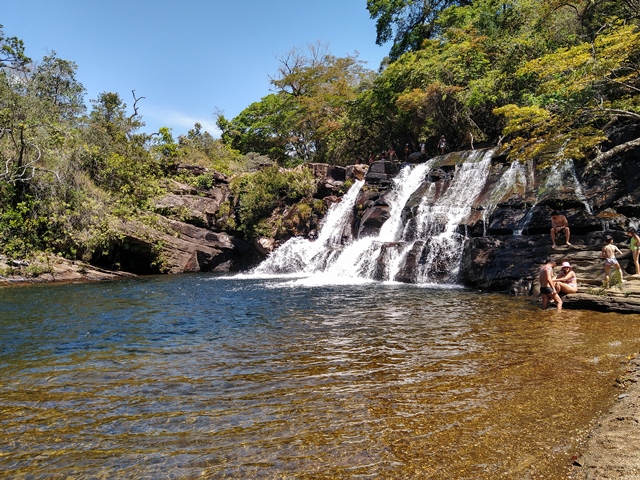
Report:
459,235,546,293
351,148,639,294
358,206,390,238
365,160,400,185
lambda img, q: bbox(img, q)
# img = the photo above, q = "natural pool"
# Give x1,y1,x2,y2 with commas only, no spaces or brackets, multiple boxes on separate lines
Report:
1,274,639,478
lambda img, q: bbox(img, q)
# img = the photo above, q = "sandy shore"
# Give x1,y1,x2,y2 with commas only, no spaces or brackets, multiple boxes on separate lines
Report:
569,353,640,479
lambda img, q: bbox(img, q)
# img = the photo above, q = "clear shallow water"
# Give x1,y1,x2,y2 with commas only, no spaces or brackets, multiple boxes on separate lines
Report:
1,274,639,479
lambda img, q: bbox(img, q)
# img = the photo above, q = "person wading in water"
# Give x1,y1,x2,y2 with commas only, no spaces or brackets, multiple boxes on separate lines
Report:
540,259,563,310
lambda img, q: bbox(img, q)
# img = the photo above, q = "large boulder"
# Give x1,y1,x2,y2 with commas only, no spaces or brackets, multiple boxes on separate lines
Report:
365,160,400,185
108,216,253,274
358,205,391,237
306,163,348,197
154,188,230,228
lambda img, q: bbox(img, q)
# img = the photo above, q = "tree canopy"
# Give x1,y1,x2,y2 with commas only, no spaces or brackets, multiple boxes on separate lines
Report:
217,0,640,168
217,43,373,165
2,1,640,263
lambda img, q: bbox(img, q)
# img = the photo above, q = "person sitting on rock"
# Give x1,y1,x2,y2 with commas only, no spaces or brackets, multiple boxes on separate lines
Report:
601,235,624,288
554,261,578,294
550,211,571,248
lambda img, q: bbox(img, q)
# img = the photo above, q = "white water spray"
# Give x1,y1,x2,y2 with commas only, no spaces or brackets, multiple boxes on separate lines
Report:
254,150,494,285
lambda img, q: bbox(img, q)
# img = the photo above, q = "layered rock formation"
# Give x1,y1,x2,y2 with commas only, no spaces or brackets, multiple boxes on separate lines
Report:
359,146,640,312
86,163,367,276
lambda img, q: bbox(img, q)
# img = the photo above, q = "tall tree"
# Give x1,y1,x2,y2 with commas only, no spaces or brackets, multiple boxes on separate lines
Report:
219,44,372,164
367,0,472,60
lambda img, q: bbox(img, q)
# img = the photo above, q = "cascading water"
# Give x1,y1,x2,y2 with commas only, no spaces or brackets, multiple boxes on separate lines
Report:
253,179,365,276
514,158,592,235
320,161,434,282
481,161,527,236
254,150,494,285
542,159,592,213
407,150,493,283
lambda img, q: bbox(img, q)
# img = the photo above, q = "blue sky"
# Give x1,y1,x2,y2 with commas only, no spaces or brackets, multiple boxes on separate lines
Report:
3,1,389,137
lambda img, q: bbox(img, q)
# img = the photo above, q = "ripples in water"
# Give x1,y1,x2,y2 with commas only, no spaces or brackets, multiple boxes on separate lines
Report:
1,274,639,478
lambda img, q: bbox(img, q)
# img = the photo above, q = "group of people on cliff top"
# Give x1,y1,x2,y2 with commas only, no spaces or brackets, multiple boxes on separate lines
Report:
540,211,640,311
367,136,449,165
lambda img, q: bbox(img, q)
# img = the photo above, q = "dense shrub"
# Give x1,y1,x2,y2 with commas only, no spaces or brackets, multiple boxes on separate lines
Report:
230,166,316,238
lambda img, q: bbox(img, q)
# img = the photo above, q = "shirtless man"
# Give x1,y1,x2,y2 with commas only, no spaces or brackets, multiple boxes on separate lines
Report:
550,211,571,248
601,235,624,288
539,259,563,310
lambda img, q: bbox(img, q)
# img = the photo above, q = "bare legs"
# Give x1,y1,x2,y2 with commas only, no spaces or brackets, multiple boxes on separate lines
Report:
542,291,563,310
550,227,571,248
554,281,578,295
604,263,624,288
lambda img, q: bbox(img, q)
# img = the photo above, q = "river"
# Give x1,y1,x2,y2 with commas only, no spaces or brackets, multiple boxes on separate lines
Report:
1,274,639,478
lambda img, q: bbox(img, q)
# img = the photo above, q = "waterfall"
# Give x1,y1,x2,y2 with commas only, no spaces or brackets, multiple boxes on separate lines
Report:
514,158,592,235
567,160,593,214
482,161,527,235
322,161,434,281
253,150,494,286
253,179,365,276
543,159,592,214
408,150,493,283
513,208,535,236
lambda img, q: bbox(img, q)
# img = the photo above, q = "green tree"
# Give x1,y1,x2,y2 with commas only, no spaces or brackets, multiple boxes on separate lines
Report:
495,19,640,166
367,0,472,60
80,91,159,204
219,44,372,164
217,94,290,162
0,24,31,69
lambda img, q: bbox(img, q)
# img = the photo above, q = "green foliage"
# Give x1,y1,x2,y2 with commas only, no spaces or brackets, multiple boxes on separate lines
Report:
0,24,31,69
2,2,640,268
152,127,181,173
367,0,472,60
495,19,638,164
178,123,244,174
230,166,316,238
219,44,373,164
25,261,54,277
0,198,48,257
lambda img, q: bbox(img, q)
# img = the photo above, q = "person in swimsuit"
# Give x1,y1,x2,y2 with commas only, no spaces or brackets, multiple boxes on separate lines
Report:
627,227,640,276
539,259,562,310
554,261,578,294
438,136,447,154
550,211,571,248
601,235,624,288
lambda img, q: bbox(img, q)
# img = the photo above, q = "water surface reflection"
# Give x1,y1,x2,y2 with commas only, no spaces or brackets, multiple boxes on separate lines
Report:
1,275,639,478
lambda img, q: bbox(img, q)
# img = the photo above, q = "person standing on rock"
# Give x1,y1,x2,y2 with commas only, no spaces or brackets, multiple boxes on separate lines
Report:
554,261,578,294
601,235,624,288
550,211,571,248
627,227,640,276
438,135,447,155
540,259,563,310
